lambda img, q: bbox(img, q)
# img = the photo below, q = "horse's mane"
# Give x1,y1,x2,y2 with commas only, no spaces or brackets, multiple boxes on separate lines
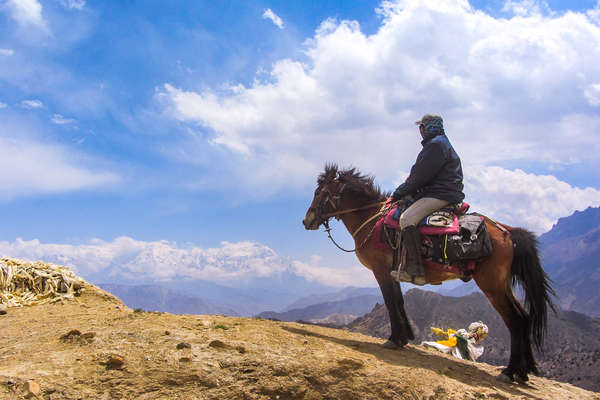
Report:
318,163,390,202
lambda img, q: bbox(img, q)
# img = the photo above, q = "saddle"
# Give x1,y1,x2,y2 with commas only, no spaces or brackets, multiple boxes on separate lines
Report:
374,200,493,280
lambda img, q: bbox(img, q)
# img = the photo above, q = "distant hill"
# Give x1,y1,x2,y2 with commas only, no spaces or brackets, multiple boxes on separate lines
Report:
539,206,600,246
99,284,239,316
283,286,382,311
538,206,600,317
347,288,600,392
257,294,382,325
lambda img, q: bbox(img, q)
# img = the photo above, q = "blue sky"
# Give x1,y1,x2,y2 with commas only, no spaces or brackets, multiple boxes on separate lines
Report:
1,0,599,288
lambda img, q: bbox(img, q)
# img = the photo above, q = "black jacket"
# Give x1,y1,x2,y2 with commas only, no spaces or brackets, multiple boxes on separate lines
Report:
393,132,464,204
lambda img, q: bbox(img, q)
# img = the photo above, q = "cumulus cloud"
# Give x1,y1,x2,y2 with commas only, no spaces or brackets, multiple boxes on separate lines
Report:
51,114,76,124
157,0,600,232
160,0,600,190
0,237,373,287
465,166,600,233
20,99,44,109
4,0,45,27
0,48,14,56
263,8,284,29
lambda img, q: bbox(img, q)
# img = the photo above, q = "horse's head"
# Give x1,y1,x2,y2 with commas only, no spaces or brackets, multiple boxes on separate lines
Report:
302,165,345,230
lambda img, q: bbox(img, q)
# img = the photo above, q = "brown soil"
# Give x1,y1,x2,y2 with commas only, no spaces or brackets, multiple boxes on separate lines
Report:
1,285,598,400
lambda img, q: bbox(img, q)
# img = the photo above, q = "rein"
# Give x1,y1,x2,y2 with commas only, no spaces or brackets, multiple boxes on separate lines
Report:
323,201,391,253
321,201,386,220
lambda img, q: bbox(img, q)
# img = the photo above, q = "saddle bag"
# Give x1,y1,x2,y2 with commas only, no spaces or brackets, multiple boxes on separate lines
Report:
445,215,493,262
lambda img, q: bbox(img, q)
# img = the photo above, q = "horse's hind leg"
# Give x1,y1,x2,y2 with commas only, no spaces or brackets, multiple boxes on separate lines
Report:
475,266,531,382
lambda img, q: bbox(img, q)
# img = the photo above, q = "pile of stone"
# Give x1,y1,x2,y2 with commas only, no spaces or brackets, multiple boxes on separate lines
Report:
0,258,85,307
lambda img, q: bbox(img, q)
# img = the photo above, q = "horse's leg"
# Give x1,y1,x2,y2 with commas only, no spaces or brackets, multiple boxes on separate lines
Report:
372,267,412,348
392,279,414,341
475,271,529,382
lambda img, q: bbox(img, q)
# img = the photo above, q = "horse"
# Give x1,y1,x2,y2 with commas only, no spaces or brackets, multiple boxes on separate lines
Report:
302,164,556,383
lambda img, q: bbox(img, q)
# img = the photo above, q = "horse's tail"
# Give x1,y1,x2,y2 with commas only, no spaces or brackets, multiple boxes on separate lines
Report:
508,227,556,350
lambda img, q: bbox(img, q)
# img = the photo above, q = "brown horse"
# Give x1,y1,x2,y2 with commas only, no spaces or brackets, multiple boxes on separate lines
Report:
302,164,555,383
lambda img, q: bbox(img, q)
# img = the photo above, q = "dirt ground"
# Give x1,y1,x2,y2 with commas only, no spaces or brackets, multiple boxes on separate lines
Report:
1,285,598,400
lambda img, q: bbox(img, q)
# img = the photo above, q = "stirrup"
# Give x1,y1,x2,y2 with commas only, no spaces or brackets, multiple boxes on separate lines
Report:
390,270,426,286
410,275,427,286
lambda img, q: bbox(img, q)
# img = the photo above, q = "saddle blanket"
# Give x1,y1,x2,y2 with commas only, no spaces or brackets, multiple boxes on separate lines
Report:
383,201,469,235
373,201,492,276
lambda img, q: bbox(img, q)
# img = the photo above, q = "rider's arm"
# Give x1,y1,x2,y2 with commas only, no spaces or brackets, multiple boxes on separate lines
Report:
392,141,446,200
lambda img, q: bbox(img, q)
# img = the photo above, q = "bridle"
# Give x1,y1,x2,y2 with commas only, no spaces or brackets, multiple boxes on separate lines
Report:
310,176,390,252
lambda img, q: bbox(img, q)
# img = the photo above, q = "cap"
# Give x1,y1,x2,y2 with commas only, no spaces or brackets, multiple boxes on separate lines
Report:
415,113,443,126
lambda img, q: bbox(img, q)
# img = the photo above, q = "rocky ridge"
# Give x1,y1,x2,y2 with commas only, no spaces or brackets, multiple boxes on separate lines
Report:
1,282,598,399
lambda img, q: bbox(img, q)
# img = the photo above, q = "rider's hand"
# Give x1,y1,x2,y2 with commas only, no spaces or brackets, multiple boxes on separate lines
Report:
391,189,403,203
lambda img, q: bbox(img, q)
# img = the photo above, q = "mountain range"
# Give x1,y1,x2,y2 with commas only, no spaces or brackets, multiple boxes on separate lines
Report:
539,206,600,317
95,206,600,321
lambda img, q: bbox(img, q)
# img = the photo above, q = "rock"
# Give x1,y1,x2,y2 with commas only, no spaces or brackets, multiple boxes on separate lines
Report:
208,340,228,349
81,332,96,340
24,380,40,397
236,345,246,354
179,357,192,363
176,342,191,350
60,329,81,339
164,330,170,335
0,303,7,315
106,355,125,370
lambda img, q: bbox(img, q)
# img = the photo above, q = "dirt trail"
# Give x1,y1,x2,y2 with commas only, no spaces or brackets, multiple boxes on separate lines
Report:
1,285,598,400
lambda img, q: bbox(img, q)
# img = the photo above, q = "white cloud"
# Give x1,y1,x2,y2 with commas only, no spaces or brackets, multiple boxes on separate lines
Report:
159,0,600,201
584,83,600,106
502,0,551,17
60,0,85,10
0,48,14,56
4,0,45,27
51,113,76,124
263,8,284,29
0,135,120,200
0,237,373,287
589,1,600,24
464,166,600,233
0,102,7,109
20,99,44,109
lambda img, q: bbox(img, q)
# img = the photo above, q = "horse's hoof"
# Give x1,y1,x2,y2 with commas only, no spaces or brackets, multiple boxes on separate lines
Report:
515,372,529,384
496,373,514,383
381,340,401,350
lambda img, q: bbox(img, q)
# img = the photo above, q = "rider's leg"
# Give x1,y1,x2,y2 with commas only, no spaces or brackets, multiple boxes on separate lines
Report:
397,197,449,284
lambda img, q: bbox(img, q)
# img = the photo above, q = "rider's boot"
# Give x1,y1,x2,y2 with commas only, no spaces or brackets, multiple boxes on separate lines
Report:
400,225,426,285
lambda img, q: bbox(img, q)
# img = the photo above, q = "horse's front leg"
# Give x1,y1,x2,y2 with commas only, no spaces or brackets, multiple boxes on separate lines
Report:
373,266,413,348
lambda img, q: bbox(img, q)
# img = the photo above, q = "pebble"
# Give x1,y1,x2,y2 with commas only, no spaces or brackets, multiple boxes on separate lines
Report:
164,330,170,335
208,340,228,349
0,303,7,315
60,329,81,339
24,380,40,398
176,342,191,350
106,355,125,370
179,357,192,363
81,332,96,340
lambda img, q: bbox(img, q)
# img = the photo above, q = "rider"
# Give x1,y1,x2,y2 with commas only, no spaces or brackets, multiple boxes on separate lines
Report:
391,113,464,285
